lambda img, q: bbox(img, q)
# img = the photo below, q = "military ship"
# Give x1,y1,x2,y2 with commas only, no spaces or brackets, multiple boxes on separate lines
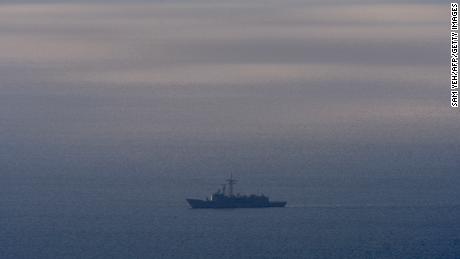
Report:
186,175,287,209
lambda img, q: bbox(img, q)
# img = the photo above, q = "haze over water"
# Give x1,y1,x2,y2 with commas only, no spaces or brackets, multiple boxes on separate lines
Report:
1,0,459,258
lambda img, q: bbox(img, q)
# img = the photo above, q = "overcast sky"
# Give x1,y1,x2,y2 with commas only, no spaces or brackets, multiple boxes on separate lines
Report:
1,0,458,205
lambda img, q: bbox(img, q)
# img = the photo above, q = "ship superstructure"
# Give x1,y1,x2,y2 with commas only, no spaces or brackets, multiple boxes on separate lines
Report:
186,175,287,209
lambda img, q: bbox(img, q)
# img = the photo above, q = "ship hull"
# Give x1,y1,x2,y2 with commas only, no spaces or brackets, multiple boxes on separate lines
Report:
186,199,287,209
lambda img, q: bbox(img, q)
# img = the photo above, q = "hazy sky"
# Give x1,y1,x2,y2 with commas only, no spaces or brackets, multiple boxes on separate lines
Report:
1,0,458,205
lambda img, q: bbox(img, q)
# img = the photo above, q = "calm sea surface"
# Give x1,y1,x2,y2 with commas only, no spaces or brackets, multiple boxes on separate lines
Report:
2,175,459,259
1,1,458,258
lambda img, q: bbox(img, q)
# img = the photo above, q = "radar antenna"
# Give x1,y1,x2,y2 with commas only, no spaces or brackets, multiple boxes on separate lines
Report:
226,173,237,196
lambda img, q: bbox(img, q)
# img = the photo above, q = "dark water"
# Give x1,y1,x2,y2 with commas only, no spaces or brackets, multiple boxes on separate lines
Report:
2,175,460,259
1,1,458,258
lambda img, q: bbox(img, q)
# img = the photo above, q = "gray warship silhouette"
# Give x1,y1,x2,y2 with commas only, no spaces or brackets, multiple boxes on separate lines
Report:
186,175,287,209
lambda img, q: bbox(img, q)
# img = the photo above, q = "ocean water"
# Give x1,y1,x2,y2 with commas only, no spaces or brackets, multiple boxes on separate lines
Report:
1,1,459,258
2,174,459,259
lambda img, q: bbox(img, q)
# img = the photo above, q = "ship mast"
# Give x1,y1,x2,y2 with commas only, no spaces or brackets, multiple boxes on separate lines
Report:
226,174,237,196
